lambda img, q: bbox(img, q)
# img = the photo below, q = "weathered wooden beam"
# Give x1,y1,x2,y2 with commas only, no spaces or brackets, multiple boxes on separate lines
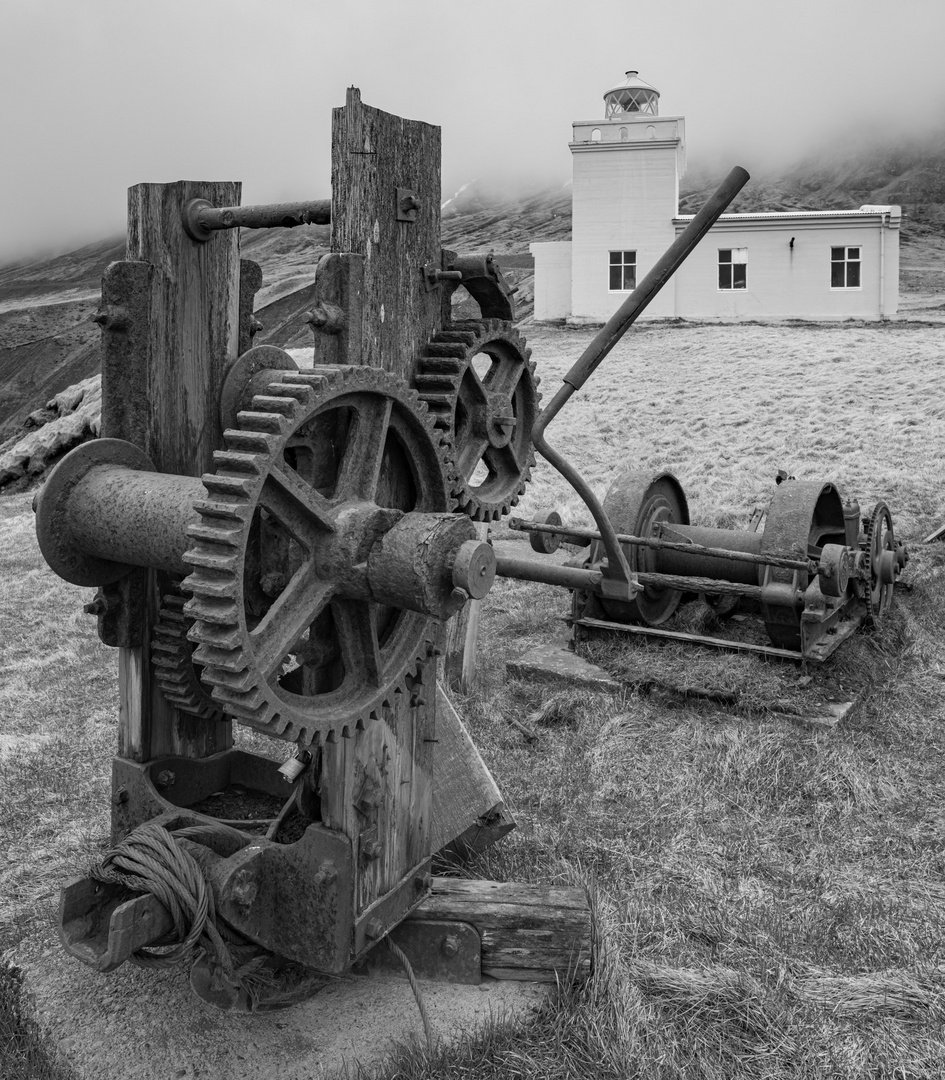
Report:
407,878,592,982
431,683,515,859
114,180,240,769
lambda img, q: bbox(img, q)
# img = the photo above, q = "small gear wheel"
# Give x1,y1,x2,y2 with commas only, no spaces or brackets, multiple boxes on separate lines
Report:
181,365,454,746
414,319,539,521
152,591,225,721
862,501,900,627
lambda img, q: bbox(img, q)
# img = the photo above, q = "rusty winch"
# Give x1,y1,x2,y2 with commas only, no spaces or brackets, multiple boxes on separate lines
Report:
505,473,906,662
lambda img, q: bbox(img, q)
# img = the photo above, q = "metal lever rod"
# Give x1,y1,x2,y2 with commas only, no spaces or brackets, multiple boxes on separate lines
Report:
530,166,751,601
183,198,332,242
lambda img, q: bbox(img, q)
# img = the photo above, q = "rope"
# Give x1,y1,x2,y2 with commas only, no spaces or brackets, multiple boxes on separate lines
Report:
386,935,434,1051
90,820,272,1007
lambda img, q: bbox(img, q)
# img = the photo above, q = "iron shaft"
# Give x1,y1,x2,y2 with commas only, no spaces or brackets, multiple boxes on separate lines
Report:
183,199,331,242
494,555,765,600
509,518,813,577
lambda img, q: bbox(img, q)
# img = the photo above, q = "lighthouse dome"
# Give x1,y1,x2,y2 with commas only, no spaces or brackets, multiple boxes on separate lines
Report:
603,70,659,117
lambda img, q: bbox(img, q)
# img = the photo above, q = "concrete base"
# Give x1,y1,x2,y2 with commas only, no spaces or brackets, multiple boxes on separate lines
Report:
10,929,546,1080
507,636,621,692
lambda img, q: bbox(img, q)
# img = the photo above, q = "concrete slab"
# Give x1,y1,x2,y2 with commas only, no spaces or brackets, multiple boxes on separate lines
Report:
10,928,546,1080
507,635,622,693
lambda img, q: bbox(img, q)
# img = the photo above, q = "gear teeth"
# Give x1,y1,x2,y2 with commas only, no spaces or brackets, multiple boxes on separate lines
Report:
192,643,246,672
183,569,238,599
183,546,240,574
201,473,256,498
251,394,300,417
224,430,278,454
237,410,288,434
182,596,238,627
151,589,226,722
193,499,251,523
186,523,244,548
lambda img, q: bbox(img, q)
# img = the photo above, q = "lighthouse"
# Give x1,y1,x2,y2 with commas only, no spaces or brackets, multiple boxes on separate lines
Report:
569,69,686,321
531,68,899,323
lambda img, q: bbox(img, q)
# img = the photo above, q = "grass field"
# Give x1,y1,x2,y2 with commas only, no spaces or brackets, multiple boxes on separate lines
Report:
3,312,945,1078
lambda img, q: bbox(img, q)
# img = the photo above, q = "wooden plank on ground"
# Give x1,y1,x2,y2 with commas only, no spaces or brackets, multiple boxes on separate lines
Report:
407,878,592,982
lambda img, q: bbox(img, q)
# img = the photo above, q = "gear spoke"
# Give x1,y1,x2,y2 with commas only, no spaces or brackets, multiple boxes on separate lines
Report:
491,356,525,397
261,463,336,542
335,394,393,501
456,435,492,482
251,567,334,679
332,599,382,688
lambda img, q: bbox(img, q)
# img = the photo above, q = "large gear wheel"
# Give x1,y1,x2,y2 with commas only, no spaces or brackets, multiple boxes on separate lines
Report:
862,501,901,627
181,365,454,746
414,319,539,521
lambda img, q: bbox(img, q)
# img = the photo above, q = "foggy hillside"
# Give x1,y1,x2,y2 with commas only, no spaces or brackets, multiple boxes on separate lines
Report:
1,135,943,455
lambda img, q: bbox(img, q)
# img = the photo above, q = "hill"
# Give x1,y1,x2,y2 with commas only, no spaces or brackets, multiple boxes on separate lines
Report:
0,133,942,475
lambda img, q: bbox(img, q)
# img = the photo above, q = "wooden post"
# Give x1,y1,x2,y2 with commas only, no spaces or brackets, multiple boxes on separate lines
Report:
114,181,239,763
317,90,443,914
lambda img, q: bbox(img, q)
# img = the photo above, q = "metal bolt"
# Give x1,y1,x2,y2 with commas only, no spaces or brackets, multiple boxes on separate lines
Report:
366,918,384,940
307,307,328,328
400,194,421,213
111,786,128,806
362,839,382,860
441,935,459,957
83,596,106,616
415,872,432,892
154,770,176,789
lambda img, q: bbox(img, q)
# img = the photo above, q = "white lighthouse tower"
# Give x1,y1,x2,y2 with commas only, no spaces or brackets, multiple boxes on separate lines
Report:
569,69,686,321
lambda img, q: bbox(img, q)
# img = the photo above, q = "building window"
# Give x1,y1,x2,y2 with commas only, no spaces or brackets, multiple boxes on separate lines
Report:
831,246,861,288
609,250,637,291
619,127,628,141
718,248,747,290
591,128,601,142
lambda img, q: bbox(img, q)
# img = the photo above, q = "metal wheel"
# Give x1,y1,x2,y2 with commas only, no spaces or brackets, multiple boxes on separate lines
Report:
588,469,690,626
759,480,846,650
863,501,899,627
182,366,453,746
414,319,539,521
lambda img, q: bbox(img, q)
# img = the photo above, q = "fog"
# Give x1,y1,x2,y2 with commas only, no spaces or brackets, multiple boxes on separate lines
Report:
2,0,944,262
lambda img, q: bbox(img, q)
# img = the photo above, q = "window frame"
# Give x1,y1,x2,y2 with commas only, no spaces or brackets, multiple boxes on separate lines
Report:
830,245,862,290
608,249,638,293
718,248,748,291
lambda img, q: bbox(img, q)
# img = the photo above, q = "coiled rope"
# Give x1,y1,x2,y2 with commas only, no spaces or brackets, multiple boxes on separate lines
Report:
91,820,272,1006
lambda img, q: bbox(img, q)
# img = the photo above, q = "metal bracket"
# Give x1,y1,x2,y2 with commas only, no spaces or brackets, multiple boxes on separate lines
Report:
353,919,481,984
396,187,420,222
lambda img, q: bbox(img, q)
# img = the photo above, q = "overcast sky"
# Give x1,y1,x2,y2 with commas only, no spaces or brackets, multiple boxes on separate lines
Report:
2,0,944,261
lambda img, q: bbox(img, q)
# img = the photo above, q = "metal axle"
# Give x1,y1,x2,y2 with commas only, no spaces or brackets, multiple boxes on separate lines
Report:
183,199,331,242
509,517,817,575
493,554,773,603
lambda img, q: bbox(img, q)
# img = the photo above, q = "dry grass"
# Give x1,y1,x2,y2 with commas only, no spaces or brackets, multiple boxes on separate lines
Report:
509,321,945,541
3,314,945,1077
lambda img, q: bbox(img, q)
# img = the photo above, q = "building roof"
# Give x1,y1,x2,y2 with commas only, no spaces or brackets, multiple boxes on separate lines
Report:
604,70,660,117
675,207,900,223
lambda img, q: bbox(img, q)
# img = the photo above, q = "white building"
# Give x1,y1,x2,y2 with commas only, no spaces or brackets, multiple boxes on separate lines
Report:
531,70,901,323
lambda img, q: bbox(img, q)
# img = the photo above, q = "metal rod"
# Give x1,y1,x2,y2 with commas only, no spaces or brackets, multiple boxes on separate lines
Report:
494,555,765,601
529,166,751,601
494,556,601,591
183,199,331,242
509,517,814,575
